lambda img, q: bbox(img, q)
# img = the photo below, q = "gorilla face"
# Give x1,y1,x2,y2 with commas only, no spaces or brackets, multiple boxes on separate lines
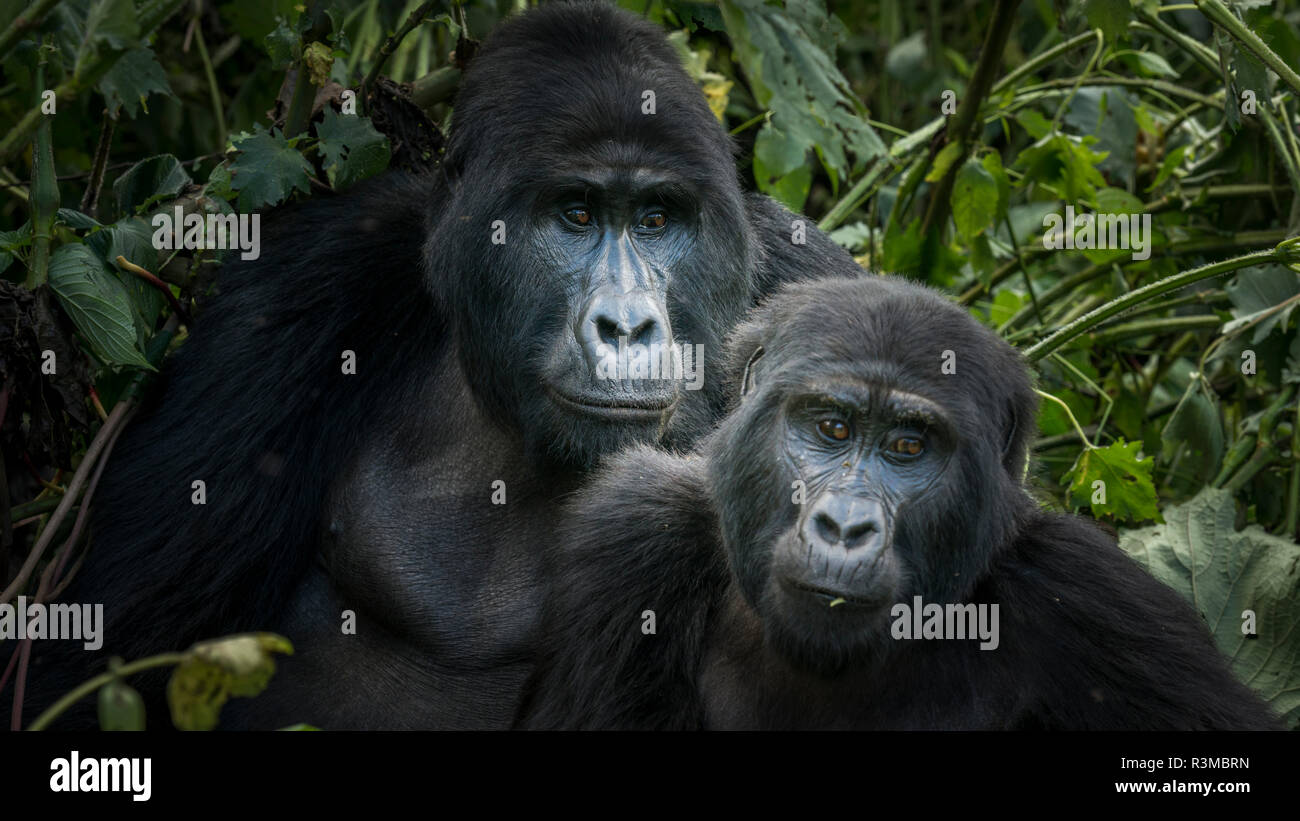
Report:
709,277,1034,674
530,167,702,436
769,380,956,617
423,3,752,467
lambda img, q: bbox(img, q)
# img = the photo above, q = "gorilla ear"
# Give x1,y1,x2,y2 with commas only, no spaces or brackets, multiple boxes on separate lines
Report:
1001,385,1038,478
740,346,766,397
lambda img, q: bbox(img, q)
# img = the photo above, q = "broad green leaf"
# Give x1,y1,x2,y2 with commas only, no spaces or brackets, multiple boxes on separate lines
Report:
1063,438,1160,523
719,0,884,187
84,217,166,345
1148,144,1187,191
1014,134,1108,204
316,109,392,191
48,244,153,370
1129,51,1178,78
1160,375,1224,483
951,156,998,241
1014,109,1052,140
229,128,313,211
924,142,964,184
987,288,1027,328
264,18,299,69
56,209,102,230
97,46,170,118
1119,488,1300,727
981,151,1010,224
1085,0,1130,43
881,218,923,274
112,155,193,218
1064,87,1137,189
1224,264,1300,343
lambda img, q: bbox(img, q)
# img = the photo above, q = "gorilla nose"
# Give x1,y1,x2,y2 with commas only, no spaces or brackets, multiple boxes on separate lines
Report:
579,289,670,368
803,494,886,551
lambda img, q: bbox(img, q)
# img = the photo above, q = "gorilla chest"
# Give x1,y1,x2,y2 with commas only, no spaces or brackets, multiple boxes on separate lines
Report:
316,426,565,662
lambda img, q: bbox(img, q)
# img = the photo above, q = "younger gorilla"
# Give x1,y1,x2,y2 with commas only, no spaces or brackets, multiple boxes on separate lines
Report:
519,276,1280,730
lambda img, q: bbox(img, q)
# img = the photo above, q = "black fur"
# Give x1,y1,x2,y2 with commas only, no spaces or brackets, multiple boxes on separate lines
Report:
20,1,857,728
518,275,1281,730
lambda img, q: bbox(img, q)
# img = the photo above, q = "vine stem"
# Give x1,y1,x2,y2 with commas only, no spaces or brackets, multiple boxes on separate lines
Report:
1036,389,1094,449
26,654,186,731
1195,0,1300,97
1022,244,1298,363
919,0,1022,240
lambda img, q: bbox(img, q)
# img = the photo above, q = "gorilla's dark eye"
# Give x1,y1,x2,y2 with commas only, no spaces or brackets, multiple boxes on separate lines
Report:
889,436,924,457
639,211,667,230
563,207,593,227
817,419,850,442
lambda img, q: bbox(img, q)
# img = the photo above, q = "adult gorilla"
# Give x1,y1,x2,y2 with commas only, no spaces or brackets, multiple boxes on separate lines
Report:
519,276,1280,730
22,2,853,729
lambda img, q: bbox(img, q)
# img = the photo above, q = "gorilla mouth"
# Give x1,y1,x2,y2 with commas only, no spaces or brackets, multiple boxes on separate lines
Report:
545,386,677,422
786,580,881,609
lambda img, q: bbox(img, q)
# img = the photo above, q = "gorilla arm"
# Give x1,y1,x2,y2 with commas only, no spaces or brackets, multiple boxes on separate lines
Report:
516,445,725,729
998,512,1281,730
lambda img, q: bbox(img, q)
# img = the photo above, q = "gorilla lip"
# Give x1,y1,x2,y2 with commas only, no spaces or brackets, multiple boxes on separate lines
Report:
786,580,880,609
544,385,677,422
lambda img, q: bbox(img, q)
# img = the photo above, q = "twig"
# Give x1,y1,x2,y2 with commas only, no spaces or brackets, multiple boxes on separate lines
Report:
919,0,1022,240
361,1,439,111
79,114,114,215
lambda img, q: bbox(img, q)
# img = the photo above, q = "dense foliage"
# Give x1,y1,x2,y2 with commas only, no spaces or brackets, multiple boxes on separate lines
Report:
1,0,1298,727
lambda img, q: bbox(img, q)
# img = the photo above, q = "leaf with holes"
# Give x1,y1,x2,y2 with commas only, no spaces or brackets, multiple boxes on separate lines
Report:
1062,438,1159,523
1119,488,1300,726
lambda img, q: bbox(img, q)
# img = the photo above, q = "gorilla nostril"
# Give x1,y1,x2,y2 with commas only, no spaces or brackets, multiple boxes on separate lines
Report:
813,512,841,545
595,316,623,347
629,317,658,346
842,519,879,550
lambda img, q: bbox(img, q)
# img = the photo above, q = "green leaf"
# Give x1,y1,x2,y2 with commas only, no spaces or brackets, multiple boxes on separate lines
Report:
1160,375,1224,483
1094,186,1143,214
981,151,1010,224
987,288,1027,328
56,209,102,231
881,218,924,274
81,0,140,53
1148,144,1187,191
229,128,313,211
85,217,166,344
1015,134,1108,203
264,18,299,69
315,109,392,191
1085,0,1130,43
924,142,964,183
97,46,170,118
1119,488,1300,727
1128,51,1178,78
1224,264,1300,343
1064,87,1137,189
1062,438,1160,523
951,156,998,241
112,155,193,218
1014,109,1052,140
167,633,293,731
48,244,154,370
719,0,884,186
